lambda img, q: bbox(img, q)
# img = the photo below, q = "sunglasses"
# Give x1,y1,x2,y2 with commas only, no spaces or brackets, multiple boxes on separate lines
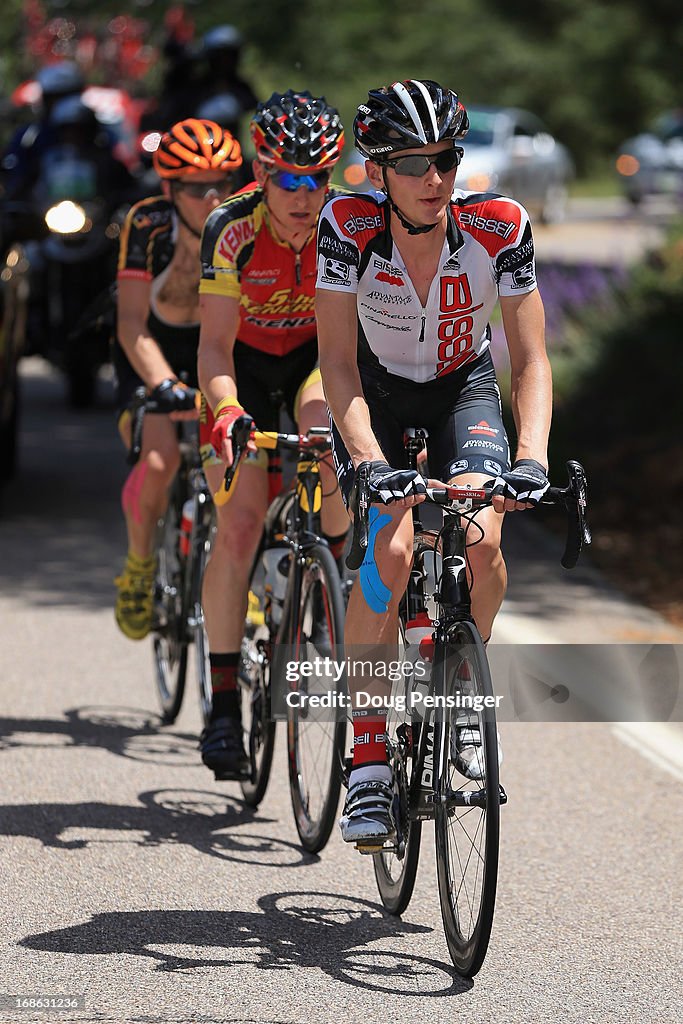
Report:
382,147,464,177
172,177,234,199
268,169,332,192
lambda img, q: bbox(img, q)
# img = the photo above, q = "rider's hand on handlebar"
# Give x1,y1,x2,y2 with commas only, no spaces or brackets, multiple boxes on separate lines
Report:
365,460,428,507
149,378,199,420
491,458,550,512
210,397,256,464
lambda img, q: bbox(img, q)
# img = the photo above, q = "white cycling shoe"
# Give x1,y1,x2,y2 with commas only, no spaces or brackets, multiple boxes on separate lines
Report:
339,776,396,849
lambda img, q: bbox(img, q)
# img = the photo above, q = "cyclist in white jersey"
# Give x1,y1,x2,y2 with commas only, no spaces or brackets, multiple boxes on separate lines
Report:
315,79,553,847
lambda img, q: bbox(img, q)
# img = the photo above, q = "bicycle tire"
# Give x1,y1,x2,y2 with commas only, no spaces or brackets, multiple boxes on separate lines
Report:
152,486,188,724
239,545,277,807
191,535,213,727
373,604,423,914
287,542,346,853
433,619,500,977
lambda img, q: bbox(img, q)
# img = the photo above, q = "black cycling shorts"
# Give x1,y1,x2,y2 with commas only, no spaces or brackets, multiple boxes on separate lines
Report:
330,350,510,507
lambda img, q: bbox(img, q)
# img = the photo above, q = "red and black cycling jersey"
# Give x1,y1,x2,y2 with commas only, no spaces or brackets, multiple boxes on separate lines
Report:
316,188,537,383
199,182,345,357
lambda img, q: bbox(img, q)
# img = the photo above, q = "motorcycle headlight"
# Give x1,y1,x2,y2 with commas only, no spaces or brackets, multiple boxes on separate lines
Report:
45,201,87,235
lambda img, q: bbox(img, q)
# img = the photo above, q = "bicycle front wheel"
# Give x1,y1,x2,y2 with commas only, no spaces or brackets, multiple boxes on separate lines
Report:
152,488,188,724
434,620,500,977
239,549,277,808
287,543,346,853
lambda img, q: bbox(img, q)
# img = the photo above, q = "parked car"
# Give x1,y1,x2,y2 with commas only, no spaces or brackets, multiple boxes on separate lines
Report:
616,110,683,206
456,105,573,223
340,105,573,224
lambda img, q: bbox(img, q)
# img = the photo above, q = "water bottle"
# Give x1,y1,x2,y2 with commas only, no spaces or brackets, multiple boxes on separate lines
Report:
262,545,289,627
179,499,194,558
404,611,434,717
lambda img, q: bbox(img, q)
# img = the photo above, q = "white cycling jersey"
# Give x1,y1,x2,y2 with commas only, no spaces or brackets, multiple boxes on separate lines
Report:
316,188,537,384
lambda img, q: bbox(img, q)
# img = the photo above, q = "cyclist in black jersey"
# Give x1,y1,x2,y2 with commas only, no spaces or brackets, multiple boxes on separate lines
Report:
315,80,553,846
113,118,242,641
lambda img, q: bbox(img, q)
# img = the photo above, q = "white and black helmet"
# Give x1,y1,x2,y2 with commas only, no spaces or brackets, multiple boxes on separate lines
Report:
353,79,468,160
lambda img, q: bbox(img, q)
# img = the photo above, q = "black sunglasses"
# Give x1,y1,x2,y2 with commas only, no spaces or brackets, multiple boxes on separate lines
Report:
382,147,464,178
172,177,234,199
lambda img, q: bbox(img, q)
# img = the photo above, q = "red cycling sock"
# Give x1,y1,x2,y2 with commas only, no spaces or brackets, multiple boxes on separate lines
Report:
351,709,388,768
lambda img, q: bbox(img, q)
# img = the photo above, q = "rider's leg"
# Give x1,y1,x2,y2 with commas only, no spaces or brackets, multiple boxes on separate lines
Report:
295,374,349,558
199,458,268,777
340,505,414,844
115,412,180,640
446,473,506,644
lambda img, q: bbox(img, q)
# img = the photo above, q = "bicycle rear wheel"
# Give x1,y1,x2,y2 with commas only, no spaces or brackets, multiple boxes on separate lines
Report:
434,619,500,977
153,486,188,724
239,548,277,807
287,543,346,853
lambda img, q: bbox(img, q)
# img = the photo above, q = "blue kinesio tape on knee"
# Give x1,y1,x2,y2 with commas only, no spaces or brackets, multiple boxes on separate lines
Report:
359,507,392,614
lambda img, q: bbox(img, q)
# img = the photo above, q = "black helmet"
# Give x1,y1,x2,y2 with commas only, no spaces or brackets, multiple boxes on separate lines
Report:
202,24,243,54
37,61,85,101
353,79,468,160
250,89,344,173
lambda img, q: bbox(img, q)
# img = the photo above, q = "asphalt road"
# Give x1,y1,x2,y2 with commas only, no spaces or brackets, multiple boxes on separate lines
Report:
1,357,682,1024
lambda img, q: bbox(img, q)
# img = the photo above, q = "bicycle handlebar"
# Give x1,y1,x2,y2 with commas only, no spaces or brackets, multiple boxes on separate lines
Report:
213,425,332,507
126,384,200,466
346,460,591,571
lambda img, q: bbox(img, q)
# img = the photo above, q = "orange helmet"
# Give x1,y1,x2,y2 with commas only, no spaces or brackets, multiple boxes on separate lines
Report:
153,118,242,179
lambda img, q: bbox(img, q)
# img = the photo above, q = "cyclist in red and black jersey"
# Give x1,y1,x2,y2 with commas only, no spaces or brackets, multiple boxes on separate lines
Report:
197,90,350,779
113,118,242,641
315,80,553,847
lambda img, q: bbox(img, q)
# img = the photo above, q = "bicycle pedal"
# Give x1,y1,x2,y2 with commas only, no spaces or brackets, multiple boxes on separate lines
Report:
213,768,250,782
355,843,383,855
499,784,508,805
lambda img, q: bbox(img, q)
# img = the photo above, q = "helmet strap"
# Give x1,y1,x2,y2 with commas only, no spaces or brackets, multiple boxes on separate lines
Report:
381,170,437,236
172,201,202,240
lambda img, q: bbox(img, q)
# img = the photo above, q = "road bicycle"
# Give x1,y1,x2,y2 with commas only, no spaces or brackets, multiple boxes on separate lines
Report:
217,422,347,853
128,387,213,726
346,429,591,976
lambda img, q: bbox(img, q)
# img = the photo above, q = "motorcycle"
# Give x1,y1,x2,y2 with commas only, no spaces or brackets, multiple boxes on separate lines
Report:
1,141,130,407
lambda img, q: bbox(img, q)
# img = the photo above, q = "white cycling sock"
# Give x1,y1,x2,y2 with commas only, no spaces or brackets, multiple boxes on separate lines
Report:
349,764,392,787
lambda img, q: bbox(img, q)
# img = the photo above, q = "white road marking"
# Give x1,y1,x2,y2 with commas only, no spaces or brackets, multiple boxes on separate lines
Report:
612,722,683,783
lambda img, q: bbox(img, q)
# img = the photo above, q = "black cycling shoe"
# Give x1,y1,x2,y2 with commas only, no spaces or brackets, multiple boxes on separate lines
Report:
199,715,250,780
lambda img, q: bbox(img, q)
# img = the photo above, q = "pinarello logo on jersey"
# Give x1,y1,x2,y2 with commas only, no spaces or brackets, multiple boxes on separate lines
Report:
467,420,499,437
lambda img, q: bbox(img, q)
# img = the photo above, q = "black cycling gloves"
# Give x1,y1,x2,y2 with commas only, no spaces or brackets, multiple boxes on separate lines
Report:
364,460,427,504
492,458,549,506
149,378,198,413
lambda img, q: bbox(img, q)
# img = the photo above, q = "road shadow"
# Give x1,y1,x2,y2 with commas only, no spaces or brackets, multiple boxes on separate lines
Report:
0,786,314,867
20,891,471,996
0,705,201,765
0,360,127,609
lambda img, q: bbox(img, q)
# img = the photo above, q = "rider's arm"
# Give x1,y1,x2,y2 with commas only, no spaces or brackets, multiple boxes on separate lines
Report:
316,288,385,467
500,288,552,469
197,292,241,411
117,277,177,390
